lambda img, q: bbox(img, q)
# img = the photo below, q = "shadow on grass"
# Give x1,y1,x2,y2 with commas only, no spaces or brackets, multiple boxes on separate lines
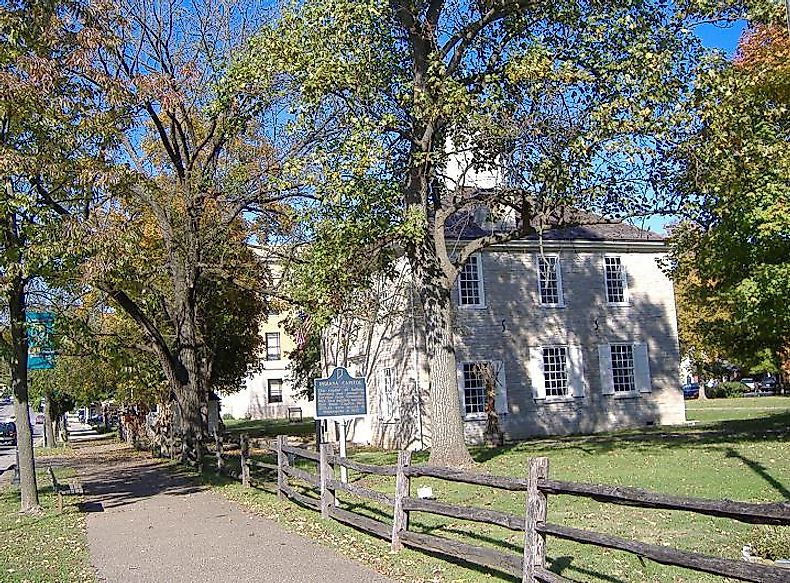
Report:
723,447,790,499
551,555,625,583
470,410,790,464
224,418,316,438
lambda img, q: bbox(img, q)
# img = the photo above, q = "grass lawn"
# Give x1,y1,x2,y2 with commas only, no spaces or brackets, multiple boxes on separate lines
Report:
0,470,95,583
223,416,316,438
205,397,790,583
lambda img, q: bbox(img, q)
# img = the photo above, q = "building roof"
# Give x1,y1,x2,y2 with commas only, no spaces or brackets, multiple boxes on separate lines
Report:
444,209,663,243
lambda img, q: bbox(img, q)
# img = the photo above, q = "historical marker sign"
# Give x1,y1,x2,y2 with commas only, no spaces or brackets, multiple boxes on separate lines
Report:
314,367,367,419
26,312,56,370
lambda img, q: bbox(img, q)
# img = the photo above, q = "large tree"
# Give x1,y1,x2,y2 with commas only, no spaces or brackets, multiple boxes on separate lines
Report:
0,0,115,511
667,15,790,377
70,0,308,456
248,0,719,465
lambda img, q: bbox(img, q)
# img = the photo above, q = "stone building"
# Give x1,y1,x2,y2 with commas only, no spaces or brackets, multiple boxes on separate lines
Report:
322,222,685,449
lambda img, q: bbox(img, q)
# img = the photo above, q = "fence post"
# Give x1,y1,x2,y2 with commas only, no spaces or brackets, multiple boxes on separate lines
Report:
391,449,412,552
214,430,223,474
522,457,549,583
276,435,287,500
240,434,251,487
319,443,336,519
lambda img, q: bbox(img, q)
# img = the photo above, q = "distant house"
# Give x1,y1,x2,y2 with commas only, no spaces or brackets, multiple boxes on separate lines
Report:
220,250,315,421
322,221,685,449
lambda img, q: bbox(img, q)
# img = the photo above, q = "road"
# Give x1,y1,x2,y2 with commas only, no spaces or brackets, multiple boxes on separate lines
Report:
0,402,43,476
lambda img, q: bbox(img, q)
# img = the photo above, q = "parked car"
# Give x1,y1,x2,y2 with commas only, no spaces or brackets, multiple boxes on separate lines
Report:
87,413,104,426
761,377,779,393
739,377,759,391
0,421,17,446
682,383,700,399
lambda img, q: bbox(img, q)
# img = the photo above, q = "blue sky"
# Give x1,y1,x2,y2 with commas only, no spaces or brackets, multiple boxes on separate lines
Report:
644,20,747,234
695,21,747,57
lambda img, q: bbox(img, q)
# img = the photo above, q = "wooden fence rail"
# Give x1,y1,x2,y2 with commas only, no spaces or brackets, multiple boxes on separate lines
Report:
186,432,790,583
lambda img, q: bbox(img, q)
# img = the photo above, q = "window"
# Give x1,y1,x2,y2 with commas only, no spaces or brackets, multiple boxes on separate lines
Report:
610,344,636,393
538,256,563,305
461,362,487,415
459,361,507,417
530,346,586,400
458,254,484,307
268,379,283,403
604,256,627,303
379,367,398,421
542,346,569,397
266,332,281,360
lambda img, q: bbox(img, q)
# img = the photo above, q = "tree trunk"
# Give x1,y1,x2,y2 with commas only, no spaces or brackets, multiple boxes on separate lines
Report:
412,253,474,468
43,394,56,447
8,276,41,512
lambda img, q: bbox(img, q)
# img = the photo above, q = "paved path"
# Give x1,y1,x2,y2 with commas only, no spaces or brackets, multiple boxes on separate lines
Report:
75,445,393,583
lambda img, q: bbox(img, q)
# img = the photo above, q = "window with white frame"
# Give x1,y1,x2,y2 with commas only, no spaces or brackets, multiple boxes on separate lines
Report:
268,379,283,403
458,254,484,307
538,256,563,305
266,332,281,360
542,346,569,397
604,256,627,303
461,362,487,414
610,344,636,393
378,367,399,421
530,346,586,400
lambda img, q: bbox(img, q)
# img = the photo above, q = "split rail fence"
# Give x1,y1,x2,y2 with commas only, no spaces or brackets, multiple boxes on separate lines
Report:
179,432,790,583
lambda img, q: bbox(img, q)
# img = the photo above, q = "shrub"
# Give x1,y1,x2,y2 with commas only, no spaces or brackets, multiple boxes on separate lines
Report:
750,525,790,560
705,382,745,399
222,412,235,420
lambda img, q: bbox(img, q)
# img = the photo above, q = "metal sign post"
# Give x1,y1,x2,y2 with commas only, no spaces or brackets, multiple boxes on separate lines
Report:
314,367,368,484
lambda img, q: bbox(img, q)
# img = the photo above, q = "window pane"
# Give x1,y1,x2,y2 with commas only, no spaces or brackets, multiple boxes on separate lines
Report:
268,379,283,403
459,255,481,306
462,362,486,414
605,257,625,303
611,345,635,392
266,332,281,360
539,257,560,305
542,346,569,397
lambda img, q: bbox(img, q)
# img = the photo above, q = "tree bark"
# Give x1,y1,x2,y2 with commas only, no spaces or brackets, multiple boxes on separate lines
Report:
8,274,41,512
411,246,474,468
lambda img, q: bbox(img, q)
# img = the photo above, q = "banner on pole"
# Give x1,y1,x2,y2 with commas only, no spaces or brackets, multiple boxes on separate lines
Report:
26,312,56,370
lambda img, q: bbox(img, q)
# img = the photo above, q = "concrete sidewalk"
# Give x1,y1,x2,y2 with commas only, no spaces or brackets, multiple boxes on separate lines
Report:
75,445,393,583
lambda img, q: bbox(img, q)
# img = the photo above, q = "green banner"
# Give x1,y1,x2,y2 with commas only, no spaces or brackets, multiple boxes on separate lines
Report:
26,312,55,370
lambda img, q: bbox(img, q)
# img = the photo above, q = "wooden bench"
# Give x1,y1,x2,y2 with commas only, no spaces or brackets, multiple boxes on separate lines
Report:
47,466,84,511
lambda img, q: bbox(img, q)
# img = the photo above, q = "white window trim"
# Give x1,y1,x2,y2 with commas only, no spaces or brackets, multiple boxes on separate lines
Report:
541,345,571,401
536,254,565,308
457,360,507,420
457,253,486,309
267,378,283,404
265,332,282,361
599,342,651,397
603,255,630,306
531,345,586,403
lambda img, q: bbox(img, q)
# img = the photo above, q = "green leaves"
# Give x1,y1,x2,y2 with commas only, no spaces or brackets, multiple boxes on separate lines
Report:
668,22,790,372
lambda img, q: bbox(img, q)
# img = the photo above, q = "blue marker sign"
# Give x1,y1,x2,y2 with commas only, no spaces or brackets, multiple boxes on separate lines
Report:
26,312,56,370
314,367,367,418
